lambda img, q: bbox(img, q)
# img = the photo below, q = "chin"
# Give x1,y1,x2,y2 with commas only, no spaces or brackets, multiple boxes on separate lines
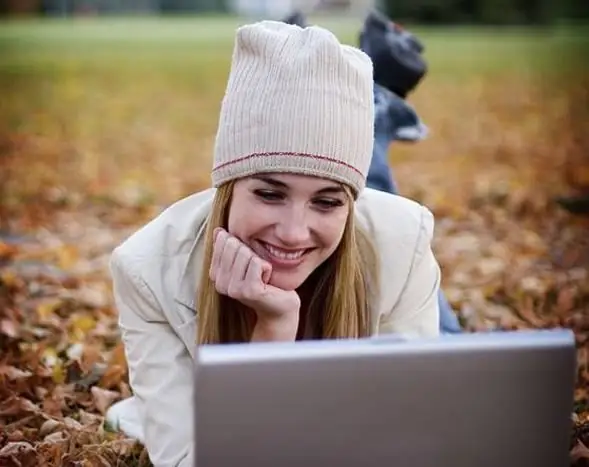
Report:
269,271,309,291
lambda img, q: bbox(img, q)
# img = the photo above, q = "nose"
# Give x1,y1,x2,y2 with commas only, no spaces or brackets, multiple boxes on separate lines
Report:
274,205,311,247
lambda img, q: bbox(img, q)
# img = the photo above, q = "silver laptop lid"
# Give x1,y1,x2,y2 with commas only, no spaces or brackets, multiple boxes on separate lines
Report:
193,329,576,467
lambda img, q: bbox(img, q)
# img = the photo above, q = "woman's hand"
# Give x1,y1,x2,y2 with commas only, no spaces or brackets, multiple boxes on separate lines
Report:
209,228,300,339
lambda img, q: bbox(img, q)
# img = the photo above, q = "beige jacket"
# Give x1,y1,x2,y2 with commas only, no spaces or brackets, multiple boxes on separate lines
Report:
109,187,441,467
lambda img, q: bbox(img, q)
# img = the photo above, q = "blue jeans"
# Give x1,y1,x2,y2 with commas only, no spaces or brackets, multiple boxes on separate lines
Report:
368,84,462,334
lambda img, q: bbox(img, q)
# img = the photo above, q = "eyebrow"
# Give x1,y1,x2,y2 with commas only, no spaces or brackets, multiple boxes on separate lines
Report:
252,175,345,195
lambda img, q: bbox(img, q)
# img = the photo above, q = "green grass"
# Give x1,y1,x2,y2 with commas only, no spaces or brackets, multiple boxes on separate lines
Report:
0,16,587,76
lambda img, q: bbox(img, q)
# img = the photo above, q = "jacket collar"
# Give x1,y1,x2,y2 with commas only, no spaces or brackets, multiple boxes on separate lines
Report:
173,215,209,314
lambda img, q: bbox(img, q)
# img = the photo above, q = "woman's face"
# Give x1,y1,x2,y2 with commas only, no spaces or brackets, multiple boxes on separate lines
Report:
227,173,351,291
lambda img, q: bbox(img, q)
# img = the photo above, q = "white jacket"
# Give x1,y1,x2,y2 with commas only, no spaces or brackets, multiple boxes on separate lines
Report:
108,187,441,466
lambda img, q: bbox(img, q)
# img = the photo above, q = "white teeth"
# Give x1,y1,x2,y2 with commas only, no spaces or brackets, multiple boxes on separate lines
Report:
264,243,306,261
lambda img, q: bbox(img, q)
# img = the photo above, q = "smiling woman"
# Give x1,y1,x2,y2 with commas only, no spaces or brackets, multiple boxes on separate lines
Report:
106,20,442,467
198,173,378,344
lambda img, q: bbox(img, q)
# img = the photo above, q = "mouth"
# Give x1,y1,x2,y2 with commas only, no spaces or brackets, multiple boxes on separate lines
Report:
255,241,314,268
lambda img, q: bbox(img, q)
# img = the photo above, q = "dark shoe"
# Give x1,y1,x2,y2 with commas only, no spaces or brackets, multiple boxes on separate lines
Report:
359,9,428,98
281,10,308,28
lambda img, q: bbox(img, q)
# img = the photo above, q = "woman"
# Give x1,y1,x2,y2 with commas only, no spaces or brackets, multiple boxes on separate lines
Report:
106,21,441,467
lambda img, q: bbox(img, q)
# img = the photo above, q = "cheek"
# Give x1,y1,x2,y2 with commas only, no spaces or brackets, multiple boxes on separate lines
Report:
313,213,348,251
227,202,273,240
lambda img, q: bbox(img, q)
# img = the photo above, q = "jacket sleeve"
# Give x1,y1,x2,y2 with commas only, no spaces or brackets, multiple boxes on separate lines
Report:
378,206,441,338
110,250,195,467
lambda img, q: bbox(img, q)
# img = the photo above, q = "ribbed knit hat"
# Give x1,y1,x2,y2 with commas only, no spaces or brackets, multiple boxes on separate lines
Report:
211,20,375,197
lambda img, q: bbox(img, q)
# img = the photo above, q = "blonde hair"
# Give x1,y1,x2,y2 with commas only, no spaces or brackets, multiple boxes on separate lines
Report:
196,181,380,345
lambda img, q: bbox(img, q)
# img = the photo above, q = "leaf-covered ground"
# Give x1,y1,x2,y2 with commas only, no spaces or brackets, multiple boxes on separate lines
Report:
0,17,588,466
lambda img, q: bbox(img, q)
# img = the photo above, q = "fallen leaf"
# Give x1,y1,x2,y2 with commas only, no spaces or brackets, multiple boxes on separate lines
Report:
0,318,20,338
91,386,120,415
0,396,40,417
55,244,79,271
78,410,102,427
39,419,62,437
43,430,68,443
0,441,36,465
0,365,33,380
0,241,19,261
63,417,83,431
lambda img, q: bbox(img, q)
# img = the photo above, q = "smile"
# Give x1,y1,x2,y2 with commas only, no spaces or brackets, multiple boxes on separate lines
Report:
257,241,312,267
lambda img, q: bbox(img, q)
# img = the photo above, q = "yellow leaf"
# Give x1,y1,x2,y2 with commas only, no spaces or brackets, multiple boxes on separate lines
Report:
56,244,79,270
36,300,60,320
68,314,97,342
52,363,65,384
0,270,19,287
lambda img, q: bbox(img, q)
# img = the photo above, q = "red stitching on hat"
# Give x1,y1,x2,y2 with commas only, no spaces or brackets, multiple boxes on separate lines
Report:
213,152,363,176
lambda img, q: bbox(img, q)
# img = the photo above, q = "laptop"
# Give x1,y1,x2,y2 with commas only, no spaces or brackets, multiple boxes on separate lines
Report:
193,329,577,467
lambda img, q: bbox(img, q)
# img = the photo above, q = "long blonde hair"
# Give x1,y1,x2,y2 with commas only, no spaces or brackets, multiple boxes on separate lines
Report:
196,180,380,344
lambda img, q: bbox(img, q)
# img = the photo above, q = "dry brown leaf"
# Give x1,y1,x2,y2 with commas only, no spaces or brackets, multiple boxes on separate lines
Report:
109,439,140,457
38,419,62,437
0,441,36,466
0,318,20,338
0,396,40,417
78,410,102,427
63,416,83,431
91,386,120,415
71,285,110,309
43,430,68,443
0,241,19,260
0,365,33,380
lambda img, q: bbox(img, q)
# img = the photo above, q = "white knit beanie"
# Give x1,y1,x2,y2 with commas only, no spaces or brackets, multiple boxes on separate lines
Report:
211,20,375,197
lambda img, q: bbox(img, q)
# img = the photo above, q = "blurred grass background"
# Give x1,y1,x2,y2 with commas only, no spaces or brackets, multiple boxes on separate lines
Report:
1,16,588,223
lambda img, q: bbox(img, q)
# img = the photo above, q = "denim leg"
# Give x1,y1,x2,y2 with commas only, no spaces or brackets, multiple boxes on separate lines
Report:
438,289,462,334
369,88,462,334
368,142,462,333
367,137,398,194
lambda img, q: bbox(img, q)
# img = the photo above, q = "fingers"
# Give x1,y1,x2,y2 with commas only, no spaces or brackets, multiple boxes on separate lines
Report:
241,256,268,301
260,260,272,284
214,234,241,295
227,245,253,296
244,256,263,288
210,228,266,300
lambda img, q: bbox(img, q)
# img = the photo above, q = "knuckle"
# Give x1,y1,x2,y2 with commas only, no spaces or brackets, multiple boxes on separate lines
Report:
226,236,240,250
239,242,252,255
214,278,228,295
226,282,241,299
234,243,245,258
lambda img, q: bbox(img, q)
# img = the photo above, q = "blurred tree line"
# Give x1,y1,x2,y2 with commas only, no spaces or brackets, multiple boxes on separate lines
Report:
381,0,589,25
0,0,587,23
0,0,228,16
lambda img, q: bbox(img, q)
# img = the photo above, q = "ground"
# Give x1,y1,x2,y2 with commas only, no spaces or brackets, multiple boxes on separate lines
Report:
0,16,588,466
